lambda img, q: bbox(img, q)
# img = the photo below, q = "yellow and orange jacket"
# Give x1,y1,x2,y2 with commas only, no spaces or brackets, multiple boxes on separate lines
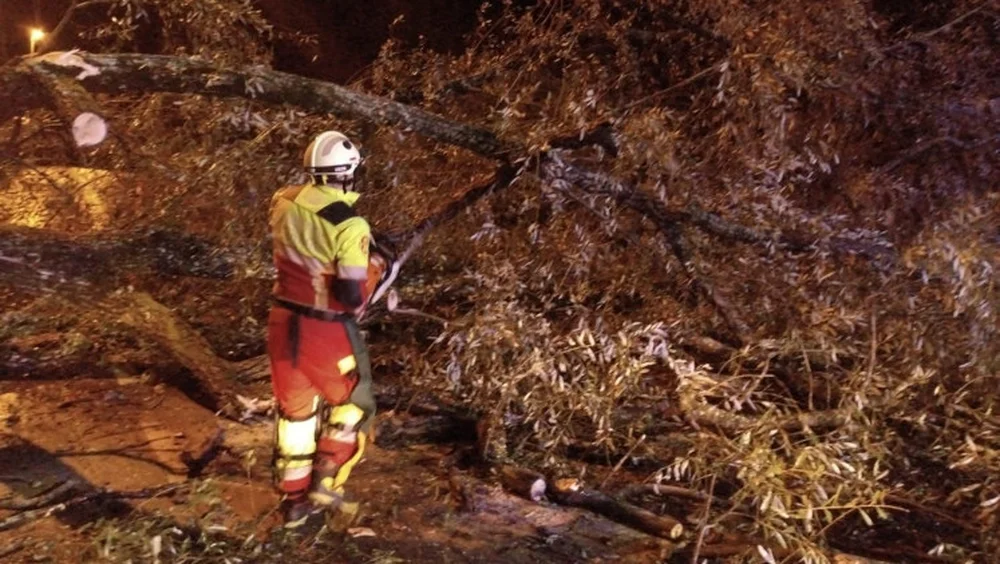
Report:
269,183,382,313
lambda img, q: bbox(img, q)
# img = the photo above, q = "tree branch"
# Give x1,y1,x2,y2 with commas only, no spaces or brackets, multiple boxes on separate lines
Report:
13,52,515,160
5,51,895,268
0,483,184,532
0,480,81,510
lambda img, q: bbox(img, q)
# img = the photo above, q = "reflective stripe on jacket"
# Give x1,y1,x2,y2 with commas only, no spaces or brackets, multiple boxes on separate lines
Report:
269,184,371,312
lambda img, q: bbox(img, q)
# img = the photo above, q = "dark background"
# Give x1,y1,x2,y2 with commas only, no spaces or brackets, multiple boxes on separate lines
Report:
0,0,500,83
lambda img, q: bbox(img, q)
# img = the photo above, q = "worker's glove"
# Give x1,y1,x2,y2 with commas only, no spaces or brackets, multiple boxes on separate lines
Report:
367,235,399,307
369,254,398,307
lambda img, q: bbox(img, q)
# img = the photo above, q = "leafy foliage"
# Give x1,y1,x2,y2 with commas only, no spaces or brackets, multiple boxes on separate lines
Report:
2,0,998,560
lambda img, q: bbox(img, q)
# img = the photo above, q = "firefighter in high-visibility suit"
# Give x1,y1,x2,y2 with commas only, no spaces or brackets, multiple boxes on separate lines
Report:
267,130,391,528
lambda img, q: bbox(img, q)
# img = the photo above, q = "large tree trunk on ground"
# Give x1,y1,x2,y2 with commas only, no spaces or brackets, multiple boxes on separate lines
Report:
0,224,245,295
1,291,245,418
112,292,242,418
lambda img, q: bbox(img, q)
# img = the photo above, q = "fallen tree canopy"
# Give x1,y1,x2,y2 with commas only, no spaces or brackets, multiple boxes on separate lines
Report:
1,50,902,344
2,1,998,559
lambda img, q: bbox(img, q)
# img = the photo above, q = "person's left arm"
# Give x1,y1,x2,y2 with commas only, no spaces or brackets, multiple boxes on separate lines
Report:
332,218,371,313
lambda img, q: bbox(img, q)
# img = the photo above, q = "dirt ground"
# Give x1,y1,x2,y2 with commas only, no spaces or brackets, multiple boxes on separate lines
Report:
0,376,675,563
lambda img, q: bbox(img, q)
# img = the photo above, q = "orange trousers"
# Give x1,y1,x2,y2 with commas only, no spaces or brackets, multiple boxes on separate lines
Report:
267,306,372,497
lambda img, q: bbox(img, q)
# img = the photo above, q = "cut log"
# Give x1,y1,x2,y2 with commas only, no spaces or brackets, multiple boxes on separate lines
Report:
28,56,108,149
497,465,547,502
548,478,685,540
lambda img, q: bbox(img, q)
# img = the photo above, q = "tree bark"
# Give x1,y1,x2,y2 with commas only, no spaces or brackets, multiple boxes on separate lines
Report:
497,465,547,502
2,51,896,347
11,52,515,160
547,478,685,540
112,292,241,419
0,224,242,295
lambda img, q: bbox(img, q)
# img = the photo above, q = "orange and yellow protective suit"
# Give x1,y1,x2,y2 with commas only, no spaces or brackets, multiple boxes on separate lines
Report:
266,182,385,508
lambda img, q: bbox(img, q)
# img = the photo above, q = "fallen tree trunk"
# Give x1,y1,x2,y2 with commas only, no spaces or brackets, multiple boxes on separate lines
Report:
3,50,898,359
547,478,686,540
1,291,246,418
11,51,515,160
0,224,244,295
109,292,243,419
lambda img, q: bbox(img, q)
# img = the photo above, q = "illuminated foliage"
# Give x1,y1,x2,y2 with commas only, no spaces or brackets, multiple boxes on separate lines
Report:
1,0,997,560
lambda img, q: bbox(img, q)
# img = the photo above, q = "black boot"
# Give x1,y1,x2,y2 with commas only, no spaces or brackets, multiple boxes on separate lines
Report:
281,496,319,529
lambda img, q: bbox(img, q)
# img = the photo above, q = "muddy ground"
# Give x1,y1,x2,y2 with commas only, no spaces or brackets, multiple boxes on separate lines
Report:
0,374,677,563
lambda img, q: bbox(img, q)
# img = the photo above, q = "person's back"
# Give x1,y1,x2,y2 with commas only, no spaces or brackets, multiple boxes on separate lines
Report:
269,182,371,313
265,130,389,530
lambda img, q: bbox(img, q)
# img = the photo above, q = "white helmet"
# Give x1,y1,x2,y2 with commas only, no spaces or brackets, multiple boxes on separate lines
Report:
303,130,361,186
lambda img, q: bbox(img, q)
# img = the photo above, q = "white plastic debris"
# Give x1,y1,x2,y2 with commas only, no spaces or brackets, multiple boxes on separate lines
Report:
36,49,102,79
235,395,275,420
347,527,376,538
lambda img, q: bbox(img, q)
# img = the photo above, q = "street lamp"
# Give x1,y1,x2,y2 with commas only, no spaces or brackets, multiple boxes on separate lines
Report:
29,28,45,54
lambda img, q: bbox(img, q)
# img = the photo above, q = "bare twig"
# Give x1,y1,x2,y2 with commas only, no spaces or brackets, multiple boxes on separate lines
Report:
387,306,449,325
0,483,185,532
879,135,998,173
618,62,723,112
36,0,132,55
0,479,80,510
690,475,717,564
884,493,982,533
599,434,646,489
368,164,519,308
866,310,877,385
884,5,994,52
617,483,729,507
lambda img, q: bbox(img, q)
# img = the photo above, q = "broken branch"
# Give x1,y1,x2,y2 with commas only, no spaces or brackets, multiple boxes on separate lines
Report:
0,479,80,510
0,483,184,532
548,479,685,540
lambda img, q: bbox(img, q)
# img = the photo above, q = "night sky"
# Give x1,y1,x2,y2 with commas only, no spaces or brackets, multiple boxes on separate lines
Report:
0,0,493,83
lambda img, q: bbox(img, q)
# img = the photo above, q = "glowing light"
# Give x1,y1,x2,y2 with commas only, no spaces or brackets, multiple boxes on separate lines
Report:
29,28,46,54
